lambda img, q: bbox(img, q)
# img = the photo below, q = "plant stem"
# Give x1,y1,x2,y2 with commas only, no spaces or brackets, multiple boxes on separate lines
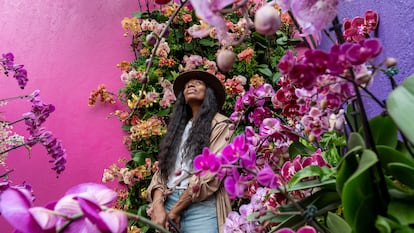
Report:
1,117,26,126
112,208,171,233
0,94,30,102
287,11,311,49
0,169,14,179
0,141,34,155
127,0,189,119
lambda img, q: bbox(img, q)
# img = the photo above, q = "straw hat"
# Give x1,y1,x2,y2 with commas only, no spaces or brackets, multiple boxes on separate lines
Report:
173,70,226,109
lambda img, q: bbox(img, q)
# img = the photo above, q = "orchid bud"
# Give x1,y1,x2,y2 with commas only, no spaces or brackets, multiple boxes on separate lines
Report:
254,5,281,35
155,0,171,5
217,49,236,73
174,169,182,176
385,57,398,68
146,33,157,46
162,27,170,38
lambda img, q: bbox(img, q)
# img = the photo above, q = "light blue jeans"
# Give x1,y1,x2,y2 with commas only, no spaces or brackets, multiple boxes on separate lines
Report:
164,189,218,233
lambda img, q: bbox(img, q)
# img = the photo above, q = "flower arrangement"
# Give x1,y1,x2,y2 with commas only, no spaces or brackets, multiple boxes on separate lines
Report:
1,0,413,232
96,0,413,232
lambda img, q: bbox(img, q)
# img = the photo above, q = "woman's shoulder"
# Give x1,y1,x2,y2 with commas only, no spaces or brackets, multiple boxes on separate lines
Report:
213,113,230,124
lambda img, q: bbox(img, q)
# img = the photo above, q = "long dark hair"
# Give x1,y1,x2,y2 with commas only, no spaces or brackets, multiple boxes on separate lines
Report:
158,87,219,179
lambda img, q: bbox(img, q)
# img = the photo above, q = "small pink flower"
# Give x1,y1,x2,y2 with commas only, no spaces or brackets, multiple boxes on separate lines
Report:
193,148,221,175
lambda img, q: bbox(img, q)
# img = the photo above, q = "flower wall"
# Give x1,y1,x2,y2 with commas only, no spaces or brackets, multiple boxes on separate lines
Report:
1,0,414,232
0,0,136,231
324,1,414,117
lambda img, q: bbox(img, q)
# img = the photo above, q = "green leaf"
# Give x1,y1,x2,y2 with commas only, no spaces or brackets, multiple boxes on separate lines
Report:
288,140,316,159
347,132,365,150
387,74,414,144
121,124,132,131
288,166,334,188
368,115,398,148
375,215,399,233
388,199,414,225
287,179,336,192
326,212,352,233
388,162,414,189
342,149,379,233
130,150,151,165
258,67,273,77
376,145,414,171
336,146,362,195
156,107,170,117
198,38,216,47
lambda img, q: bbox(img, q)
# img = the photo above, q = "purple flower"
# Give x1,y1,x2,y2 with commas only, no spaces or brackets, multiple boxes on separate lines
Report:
275,228,295,233
297,226,317,233
221,134,249,164
278,50,297,74
223,211,245,233
345,38,382,65
193,147,221,175
224,168,248,198
0,183,55,233
256,164,279,189
259,118,283,139
54,183,127,233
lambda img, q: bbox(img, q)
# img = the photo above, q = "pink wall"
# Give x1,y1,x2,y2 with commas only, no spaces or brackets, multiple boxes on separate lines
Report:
0,0,138,231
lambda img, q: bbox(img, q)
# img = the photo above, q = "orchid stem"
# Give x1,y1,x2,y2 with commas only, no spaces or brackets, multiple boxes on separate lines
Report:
287,10,311,49
111,208,171,233
0,169,14,179
0,94,30,102
127,0,188,119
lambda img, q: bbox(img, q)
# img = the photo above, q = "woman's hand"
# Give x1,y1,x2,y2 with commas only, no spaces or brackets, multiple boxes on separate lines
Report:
167,209,181,231
150,202,168,228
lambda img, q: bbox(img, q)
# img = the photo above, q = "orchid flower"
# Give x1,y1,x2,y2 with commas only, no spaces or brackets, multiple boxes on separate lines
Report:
189,0,237,44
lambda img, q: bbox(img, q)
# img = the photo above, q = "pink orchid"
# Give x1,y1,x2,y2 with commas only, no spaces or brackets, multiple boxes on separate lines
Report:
54,183,127,233
193,147,221,175
189,0,237,44
291,0,339,35
256,164,279,188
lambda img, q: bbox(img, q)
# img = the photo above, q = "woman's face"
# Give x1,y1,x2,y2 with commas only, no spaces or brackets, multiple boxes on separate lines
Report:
183,78,206,106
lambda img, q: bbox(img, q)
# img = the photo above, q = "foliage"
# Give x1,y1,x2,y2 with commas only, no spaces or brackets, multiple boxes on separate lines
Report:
91,1,414,233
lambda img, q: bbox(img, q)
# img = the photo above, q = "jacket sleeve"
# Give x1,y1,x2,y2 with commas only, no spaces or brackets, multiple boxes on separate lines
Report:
146,170,167,202
187,117,233,202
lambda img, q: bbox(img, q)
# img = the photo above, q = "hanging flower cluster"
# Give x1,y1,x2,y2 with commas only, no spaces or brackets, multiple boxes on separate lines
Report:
0,52,28,89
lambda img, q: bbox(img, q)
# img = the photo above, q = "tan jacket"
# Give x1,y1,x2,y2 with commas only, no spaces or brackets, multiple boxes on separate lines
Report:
147,113,233,233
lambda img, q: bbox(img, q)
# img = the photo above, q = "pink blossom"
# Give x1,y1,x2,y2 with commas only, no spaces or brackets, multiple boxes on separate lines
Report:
291,0,339,35
256,164,279,188
189,0,237,44
193,148,221,175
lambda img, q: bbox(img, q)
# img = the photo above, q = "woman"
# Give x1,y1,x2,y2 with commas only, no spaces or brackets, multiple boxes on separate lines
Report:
147,70,233,233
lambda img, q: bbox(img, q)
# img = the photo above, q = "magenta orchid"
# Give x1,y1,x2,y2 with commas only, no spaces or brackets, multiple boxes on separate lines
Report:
193,147,221,175
0,182,128,233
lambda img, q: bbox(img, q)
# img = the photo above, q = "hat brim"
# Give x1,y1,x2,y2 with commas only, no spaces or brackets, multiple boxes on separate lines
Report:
173,70,225,109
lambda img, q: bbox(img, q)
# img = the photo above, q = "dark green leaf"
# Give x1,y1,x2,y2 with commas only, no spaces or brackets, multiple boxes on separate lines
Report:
387,74,414,144
288,140,316,159
326,212,352,233
121,124,132,131
347,132,365,150
368,115,398,148
198,38,216,47
388,199,414,225
336,146,362,195
342,149,379,233
258,67,273,77
376,145,414,171
288,166,334,188
388,162,414,189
